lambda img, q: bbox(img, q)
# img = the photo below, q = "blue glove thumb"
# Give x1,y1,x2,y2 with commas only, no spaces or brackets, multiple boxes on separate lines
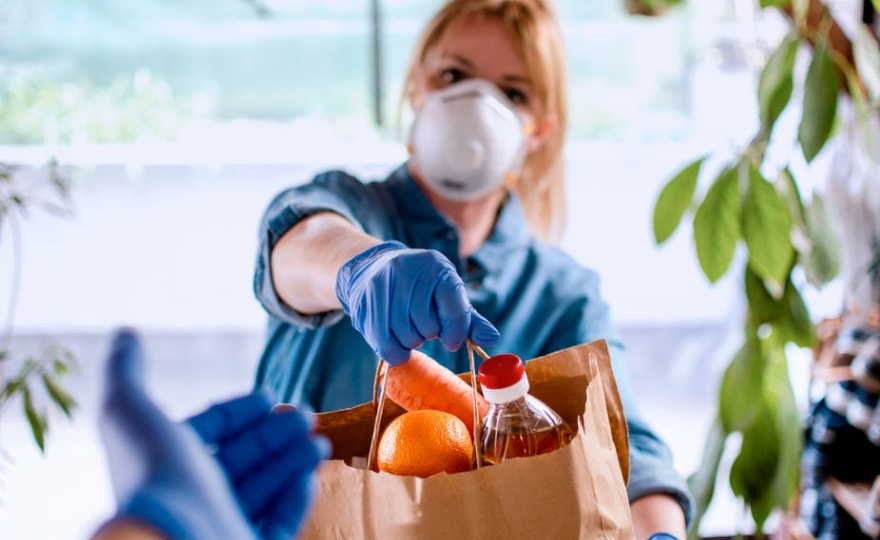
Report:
336,240,500,366
99,327,258,540
647,534,680,540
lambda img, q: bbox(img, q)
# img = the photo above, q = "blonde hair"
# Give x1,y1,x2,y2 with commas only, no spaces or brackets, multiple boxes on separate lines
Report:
401,0,569,244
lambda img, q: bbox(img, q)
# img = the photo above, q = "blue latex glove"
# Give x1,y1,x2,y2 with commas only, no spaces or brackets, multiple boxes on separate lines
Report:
647,534,679,540
335,240,500,366
99,328,330,540
187,395,328,540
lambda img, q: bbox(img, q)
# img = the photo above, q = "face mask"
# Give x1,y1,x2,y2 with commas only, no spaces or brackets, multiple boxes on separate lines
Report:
407,78,529,202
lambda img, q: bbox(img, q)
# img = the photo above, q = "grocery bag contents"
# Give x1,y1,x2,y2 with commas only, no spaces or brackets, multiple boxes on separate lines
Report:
302,341,635,540
478,353,574,465
376,409,474,478
385,349,489,434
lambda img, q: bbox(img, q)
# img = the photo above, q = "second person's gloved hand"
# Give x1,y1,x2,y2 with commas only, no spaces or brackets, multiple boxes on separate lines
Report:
99,328,330,540
336,240,500,366
187,394,329,540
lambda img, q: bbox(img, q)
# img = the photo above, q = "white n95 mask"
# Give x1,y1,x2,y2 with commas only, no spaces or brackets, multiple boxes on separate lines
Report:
407,78,529,202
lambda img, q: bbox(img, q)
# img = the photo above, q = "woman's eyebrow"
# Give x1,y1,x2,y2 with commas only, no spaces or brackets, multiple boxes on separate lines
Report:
440,52,532,87
441,53,475,68
501,73,532,87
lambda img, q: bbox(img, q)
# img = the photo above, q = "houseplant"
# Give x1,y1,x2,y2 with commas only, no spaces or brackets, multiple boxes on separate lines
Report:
0,0,266,477
637,0,880,536
0,160,78,467
0,30,204,459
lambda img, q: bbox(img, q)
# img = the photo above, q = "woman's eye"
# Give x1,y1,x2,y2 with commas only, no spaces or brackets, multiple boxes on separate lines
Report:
439,68,466,85
503,88,528,106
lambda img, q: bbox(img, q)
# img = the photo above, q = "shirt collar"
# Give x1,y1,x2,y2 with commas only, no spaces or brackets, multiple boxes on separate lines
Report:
385,163,447,225
472,193,531,274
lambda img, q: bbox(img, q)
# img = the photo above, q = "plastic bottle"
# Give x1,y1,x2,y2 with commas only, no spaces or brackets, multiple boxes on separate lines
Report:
478,353,574,465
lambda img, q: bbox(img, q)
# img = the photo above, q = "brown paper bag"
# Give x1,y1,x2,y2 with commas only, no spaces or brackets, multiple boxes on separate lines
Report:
301,339,634,540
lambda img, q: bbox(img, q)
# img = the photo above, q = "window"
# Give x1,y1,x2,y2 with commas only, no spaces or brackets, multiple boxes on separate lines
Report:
1,0,750,148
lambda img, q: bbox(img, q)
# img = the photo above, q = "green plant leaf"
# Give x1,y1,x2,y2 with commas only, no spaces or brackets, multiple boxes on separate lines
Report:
694,167,742,283
759,0,789,7
802,192,841,287
729,390,781,530
719,339,765,433
52,359,69,375
0,377,24,403
775,168,806,234
22,386,46,452
745,266,780,325
758,34,799,129
777,279,816,348
742,163,794,289
52,345,77,371
766,347,802,511
685,418,727,540
798,40,840,163
41,374,76,419
653,156,705,244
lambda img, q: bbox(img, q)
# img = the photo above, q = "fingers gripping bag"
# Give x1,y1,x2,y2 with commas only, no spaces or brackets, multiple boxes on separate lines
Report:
300,339,634,540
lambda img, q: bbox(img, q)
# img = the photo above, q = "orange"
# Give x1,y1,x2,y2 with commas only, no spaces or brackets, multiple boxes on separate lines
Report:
376,409,474,478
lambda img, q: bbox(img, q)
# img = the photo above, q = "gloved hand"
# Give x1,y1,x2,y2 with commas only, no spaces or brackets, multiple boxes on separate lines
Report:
99,328,330,540
336,240,500,366
647,534,679,540
187,395,329,540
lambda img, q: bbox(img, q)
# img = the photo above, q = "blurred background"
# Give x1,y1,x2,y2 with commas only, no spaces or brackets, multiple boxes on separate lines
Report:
0,0,851,538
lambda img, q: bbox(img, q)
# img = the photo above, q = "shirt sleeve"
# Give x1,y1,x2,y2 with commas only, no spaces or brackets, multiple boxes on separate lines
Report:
551,270,696,526
252,170,366,329
626,415,696,527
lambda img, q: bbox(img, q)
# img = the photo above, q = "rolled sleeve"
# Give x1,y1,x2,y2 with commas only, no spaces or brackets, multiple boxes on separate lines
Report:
253,171,365,329
626,415,696,526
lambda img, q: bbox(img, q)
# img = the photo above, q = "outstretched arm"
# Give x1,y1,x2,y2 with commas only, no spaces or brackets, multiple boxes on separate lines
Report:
266,211,499,365
271,212,378,315
94,328,329,540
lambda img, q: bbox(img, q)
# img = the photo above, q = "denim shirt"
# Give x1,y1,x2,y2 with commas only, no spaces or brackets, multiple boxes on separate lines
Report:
253,163,694,523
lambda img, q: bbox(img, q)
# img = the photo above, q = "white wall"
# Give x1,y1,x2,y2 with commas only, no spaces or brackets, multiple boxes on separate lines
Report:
1,139,743,335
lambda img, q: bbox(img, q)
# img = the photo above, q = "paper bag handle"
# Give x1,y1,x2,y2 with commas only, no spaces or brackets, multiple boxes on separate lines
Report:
467,340,490,468
366,340,491,473
367,360,390,471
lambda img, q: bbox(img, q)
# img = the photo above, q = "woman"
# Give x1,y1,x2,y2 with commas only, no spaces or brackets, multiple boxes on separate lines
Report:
252,0,693,537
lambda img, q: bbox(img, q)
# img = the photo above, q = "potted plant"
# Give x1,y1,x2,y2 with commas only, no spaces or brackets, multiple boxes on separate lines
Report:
0,159,78,476
630,0,880,537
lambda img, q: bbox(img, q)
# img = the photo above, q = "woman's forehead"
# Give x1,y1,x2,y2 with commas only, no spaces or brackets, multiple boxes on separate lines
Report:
429,17,529,81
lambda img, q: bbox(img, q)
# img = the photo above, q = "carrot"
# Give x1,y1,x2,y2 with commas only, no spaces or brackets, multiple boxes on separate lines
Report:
384,349,489,435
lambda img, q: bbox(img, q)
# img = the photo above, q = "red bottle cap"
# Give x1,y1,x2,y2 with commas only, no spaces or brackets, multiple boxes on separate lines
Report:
478,353,525,390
